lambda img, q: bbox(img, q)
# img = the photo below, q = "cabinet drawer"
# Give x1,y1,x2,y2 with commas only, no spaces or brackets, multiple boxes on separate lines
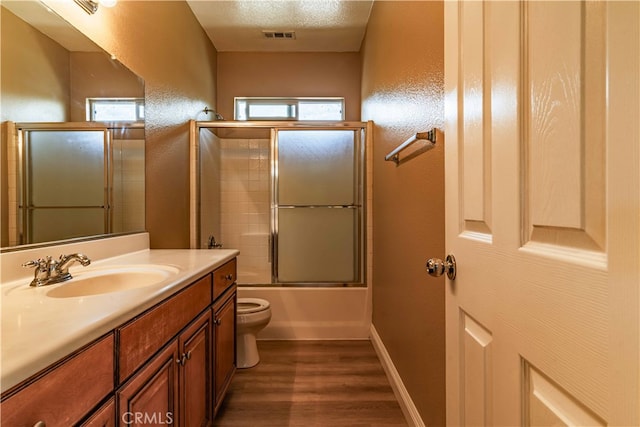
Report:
117,275,212,383
1,334,114,427
213,259,237,300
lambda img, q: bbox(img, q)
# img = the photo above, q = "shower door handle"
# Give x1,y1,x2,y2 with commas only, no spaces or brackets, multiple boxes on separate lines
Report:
426,254,456,280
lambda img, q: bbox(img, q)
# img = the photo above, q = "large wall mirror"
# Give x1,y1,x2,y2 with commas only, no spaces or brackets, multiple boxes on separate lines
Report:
1,1,145,251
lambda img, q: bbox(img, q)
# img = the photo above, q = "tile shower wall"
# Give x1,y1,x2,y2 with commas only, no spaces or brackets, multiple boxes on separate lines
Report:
220,138,271,284
112,138,145,233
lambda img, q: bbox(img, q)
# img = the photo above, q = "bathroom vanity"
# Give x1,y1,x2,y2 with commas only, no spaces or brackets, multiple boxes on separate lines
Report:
0,234,238,426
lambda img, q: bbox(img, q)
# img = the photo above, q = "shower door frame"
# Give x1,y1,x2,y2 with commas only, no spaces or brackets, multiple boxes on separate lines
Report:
16,122,113,245
270,126,366,286
191,120,369,287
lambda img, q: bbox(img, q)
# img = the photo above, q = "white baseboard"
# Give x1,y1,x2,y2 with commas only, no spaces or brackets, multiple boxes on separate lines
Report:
370,324,425,427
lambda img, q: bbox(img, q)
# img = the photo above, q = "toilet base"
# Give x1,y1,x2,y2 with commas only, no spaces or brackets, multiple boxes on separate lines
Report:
237,333,260,369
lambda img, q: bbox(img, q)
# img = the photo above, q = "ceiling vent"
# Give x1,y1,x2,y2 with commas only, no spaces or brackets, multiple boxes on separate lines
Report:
262,30,296,40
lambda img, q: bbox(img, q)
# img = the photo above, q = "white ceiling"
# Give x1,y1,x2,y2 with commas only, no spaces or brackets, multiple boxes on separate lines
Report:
186,0,374,52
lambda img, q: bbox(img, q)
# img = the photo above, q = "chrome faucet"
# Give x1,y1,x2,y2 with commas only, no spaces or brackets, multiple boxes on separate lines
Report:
22,253,91,287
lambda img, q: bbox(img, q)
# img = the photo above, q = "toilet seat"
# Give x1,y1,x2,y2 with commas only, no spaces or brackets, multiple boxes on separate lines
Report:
237,298,270,314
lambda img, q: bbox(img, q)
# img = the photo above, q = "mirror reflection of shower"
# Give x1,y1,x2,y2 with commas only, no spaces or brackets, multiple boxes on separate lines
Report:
197,123,367,287
7,122,144,246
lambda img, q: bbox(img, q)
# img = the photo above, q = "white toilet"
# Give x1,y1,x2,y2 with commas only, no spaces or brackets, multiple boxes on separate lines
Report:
236,298,272,368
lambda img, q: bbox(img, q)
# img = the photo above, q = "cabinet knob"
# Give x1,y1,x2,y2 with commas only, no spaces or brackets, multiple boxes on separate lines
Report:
33,422,46,427
224,274,233,281
176,351,192,366
214,319,221,326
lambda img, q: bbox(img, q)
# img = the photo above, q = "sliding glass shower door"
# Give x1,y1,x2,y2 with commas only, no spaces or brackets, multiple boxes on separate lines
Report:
20,127,110,244
273,129,363,284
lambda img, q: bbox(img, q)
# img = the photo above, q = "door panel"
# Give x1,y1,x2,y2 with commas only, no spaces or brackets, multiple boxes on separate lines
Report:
27,129,107,206
277,207,356,282
524,1,607,254
214,294,236,412
445,1,639,426
461,312,493,427
118,343,179,427
460,1,492,235
22,128,110,243
180,311,212,427
31,208,106,242
277,130,355,206
272,127,364,284
523,362,606,426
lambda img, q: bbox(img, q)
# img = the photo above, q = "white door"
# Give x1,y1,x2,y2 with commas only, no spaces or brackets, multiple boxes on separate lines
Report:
443,1,639,426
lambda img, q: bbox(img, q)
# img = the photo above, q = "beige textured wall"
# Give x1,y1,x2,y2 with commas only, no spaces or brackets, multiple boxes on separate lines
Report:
1,7,71,246
0,7,70,123
217,52,361,121
69,52,144,122
44,0,218,248
360,1,446,424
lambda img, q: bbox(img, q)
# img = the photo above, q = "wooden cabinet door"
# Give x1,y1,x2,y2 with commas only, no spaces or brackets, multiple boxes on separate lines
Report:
80,397,116,427
213,291,236,413
179,310,213,427
118,343,179,427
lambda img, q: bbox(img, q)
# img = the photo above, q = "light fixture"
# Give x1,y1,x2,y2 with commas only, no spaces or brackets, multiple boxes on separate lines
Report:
74,0,116,15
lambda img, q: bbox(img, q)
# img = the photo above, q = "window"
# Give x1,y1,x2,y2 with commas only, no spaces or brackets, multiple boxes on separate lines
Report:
234,97,344,121
87,98,145,122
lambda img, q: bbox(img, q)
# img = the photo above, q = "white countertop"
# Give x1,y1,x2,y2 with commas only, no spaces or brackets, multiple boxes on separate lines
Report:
1,237,238,394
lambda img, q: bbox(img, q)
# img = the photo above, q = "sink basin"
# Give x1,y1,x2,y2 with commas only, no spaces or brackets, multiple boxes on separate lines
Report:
46,265,180,298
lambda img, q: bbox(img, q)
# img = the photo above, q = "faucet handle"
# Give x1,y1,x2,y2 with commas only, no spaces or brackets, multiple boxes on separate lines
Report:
22,258,46,269
22,259,39,268
22,258,50,287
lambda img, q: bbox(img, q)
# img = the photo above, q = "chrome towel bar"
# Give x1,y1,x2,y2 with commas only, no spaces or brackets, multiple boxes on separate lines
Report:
385,128,437,165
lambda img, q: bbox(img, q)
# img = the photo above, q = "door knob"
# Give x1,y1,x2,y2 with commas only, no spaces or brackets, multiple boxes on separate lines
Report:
426,254,456,280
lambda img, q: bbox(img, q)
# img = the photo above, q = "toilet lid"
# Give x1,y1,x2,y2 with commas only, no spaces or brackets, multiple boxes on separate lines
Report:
237,297,270,314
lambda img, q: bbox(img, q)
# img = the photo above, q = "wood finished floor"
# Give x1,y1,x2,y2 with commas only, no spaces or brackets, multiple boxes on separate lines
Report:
214,340,408,427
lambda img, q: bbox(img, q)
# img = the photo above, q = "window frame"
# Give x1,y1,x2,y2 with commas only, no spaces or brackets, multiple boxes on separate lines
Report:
86,97,145,122
234,97,345,121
